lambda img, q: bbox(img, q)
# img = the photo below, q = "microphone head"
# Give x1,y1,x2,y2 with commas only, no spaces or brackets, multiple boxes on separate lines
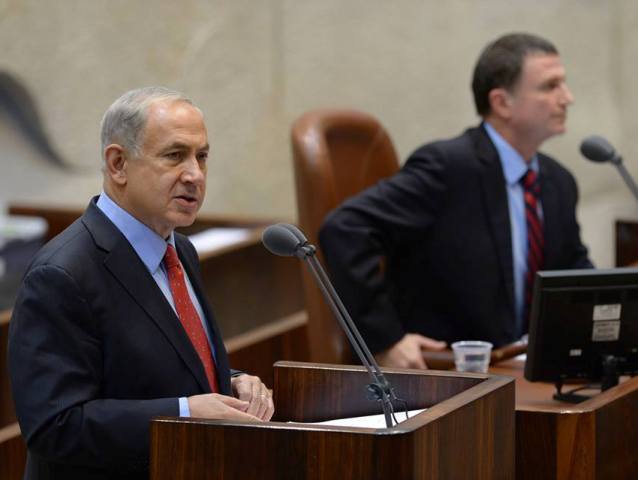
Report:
278,223,308,244
261,224,303,257
580,135,619,164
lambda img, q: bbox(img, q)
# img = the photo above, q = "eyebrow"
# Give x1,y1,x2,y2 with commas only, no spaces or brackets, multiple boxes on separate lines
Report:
160,142,210,153
541,74,565,86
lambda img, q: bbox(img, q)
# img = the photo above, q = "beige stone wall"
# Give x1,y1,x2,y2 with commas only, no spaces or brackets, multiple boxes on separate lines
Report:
1,0,637,265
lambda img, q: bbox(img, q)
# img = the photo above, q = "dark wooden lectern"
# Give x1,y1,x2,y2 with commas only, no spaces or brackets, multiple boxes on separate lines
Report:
151,361,515,479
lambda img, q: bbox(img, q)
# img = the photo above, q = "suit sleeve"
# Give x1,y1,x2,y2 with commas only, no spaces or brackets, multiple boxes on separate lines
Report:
319,145,448,354
8,264,178,473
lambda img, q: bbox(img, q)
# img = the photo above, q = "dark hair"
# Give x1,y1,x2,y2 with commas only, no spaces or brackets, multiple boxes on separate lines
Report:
472,33,558,116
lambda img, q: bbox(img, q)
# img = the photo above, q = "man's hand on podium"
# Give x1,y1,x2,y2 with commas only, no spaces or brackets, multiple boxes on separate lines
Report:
187,375,274,422
187,393,263,421
231,374,275,421
374,333,447,369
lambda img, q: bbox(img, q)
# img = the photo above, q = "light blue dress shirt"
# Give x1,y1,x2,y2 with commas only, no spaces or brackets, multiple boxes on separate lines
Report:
96,191,215,417
483,123,541,336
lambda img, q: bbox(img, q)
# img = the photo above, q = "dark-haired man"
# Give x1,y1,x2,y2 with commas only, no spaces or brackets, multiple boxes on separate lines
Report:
9,87,274,479
320,33,593,369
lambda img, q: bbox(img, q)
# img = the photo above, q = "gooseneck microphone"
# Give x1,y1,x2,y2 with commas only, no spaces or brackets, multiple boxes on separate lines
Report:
261,223,315,258
580,135,638,203
262,223,405,428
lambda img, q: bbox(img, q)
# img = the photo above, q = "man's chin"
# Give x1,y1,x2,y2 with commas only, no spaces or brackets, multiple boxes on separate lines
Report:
178,215,198,228
545,123,567,139
554,117,568,133
170,211,199,229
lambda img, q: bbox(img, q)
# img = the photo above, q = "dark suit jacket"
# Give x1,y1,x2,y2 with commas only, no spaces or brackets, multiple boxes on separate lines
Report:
320,124,592,354
8,199,233,479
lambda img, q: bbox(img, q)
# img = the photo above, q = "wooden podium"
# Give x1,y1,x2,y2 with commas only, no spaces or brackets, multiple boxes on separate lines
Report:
491,357,638,479
151,361,515,479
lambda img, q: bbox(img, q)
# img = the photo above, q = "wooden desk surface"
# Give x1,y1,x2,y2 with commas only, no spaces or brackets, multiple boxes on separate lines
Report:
490,356,581,412
490,355,638,412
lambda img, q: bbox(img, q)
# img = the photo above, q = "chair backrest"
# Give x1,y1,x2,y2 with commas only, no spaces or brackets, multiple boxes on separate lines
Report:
291,109,400,363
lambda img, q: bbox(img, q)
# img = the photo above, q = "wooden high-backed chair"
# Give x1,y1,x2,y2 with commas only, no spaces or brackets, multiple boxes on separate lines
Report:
291,109,400,363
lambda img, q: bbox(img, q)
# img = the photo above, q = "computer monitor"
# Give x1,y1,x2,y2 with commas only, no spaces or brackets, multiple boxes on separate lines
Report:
525,268,638,402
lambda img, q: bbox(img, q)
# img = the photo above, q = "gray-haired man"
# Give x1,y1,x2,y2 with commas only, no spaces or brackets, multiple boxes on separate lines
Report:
9,87,273,480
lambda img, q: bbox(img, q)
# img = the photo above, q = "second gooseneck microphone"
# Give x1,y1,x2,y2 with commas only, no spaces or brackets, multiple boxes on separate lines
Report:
580,135,638,203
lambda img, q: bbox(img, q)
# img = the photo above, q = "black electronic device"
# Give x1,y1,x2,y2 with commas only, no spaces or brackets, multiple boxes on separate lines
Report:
525,268,638,403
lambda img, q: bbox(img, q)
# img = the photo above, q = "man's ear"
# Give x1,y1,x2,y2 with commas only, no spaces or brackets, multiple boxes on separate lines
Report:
488,88,513,120
103,144,128,186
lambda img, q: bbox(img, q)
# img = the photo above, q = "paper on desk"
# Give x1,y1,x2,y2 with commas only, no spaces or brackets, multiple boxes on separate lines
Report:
188,228,252,255
311,409,426,428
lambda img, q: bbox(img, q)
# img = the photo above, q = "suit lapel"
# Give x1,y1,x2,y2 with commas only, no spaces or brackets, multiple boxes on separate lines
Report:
473,127,516,315
81,200,212,393
538,157,561,268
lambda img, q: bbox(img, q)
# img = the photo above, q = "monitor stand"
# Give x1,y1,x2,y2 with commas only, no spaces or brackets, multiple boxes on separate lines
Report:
553,355,620,404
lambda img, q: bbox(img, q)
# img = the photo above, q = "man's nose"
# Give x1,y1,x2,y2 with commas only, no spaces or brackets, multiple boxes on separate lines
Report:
181,156,206,183
560,83,574,106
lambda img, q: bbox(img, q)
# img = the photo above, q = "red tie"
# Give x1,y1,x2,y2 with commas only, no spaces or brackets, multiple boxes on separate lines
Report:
522,169,544,330
164,244,219,392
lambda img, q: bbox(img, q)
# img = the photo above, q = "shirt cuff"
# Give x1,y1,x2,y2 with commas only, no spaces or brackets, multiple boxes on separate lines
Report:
178,397,191,417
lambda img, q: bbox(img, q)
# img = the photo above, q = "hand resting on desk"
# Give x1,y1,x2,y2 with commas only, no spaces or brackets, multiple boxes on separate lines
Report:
374,333,447,369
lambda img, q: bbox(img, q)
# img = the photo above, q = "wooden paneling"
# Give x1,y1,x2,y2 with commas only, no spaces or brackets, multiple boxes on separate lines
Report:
226,311,309,388
197,236,303,338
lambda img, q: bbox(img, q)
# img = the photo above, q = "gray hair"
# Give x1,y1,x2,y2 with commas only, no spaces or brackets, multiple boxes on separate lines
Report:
100,86,194,158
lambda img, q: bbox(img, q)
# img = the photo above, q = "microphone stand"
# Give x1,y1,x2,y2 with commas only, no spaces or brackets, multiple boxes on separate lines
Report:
611,156,638,204
295,243,400,428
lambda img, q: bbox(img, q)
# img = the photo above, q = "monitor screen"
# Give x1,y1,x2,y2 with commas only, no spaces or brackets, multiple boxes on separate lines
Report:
525,268,638,385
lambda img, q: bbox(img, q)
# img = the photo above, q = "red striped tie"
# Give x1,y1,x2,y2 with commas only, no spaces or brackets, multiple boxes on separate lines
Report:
522,169,544,330
164,244,219,392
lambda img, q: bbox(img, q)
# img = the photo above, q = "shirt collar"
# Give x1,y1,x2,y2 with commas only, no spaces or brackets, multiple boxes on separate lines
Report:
483,121,539,186
96,191,175,274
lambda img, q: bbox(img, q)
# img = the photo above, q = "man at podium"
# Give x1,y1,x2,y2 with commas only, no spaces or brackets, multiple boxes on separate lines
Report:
8,87,274,480
320,32,593,369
